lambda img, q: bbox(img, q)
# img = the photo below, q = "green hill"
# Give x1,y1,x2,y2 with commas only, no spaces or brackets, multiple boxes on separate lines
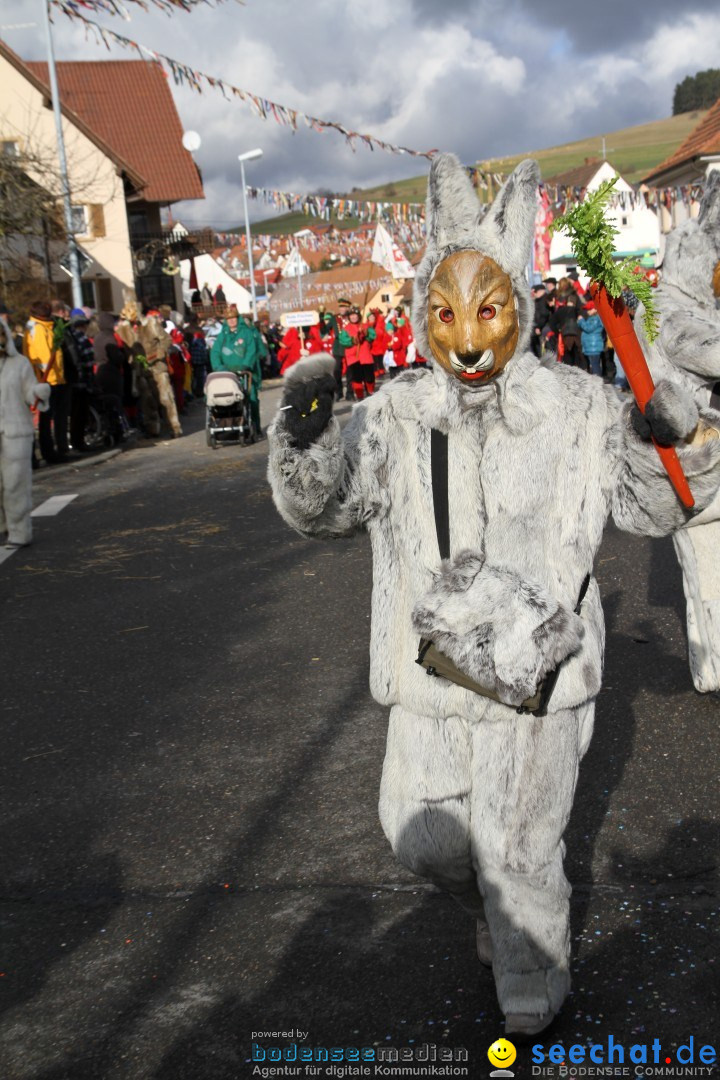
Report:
247,109,706,236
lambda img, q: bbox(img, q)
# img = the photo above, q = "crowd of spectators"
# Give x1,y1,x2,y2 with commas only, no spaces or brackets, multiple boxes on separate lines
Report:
530,271,643,390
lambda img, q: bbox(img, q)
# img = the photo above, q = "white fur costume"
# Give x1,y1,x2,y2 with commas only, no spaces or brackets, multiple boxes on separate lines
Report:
268,157,720,1026
0,326,50,545
636,173,720,691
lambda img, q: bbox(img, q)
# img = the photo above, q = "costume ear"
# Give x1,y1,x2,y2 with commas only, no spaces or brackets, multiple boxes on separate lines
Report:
698,170,720,234
476,159,540,277
426,153,481,250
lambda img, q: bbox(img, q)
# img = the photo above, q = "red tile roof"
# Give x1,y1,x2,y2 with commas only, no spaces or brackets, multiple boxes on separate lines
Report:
0,39,146,189
26,58,204,204
645,99,720,182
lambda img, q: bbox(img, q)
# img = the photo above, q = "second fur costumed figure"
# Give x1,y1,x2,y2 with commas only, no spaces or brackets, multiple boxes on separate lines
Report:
268,155,720,1034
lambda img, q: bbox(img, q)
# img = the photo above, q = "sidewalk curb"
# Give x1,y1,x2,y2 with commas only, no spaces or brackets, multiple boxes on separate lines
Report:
35,447,123,482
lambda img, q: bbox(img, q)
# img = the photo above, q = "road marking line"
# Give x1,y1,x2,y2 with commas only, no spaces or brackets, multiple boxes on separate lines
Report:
31,494,79,517
0,546,18,565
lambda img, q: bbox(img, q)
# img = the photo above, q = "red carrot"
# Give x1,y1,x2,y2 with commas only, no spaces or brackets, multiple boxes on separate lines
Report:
590,283,694,509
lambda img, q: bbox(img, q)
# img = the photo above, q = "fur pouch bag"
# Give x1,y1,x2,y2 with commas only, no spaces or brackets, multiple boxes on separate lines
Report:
412,551,585,710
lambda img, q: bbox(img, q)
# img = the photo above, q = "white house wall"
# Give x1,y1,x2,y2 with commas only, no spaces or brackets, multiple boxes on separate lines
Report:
548,161,661,275
1,54,135,310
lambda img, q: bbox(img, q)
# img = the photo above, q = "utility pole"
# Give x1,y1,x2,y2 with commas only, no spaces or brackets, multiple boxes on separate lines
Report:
238,148,263,320
40,0,83,307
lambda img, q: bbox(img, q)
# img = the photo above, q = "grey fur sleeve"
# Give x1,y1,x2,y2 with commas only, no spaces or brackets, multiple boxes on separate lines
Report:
412,551,584,708
659,311,720,379
610,394,720,537
267,403,388,538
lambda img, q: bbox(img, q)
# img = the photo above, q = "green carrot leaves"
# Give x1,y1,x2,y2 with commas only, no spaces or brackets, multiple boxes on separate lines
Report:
550,177,659,342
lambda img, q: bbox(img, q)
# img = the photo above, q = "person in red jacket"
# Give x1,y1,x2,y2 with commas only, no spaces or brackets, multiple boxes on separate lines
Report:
278,322,325,375
338,306,376,400
386,306,411,376
369,308,390,378
168,328,189,413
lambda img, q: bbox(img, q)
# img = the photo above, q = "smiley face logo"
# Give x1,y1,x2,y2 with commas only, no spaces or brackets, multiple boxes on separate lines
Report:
488,1039,517,1070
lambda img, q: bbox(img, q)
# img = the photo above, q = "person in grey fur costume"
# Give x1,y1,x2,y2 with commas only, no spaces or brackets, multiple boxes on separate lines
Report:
635,172,720,692
0,318,50,546
267,155,720,1034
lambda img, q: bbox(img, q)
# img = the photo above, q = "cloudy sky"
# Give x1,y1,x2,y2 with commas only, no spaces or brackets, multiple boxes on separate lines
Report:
4,0,720,226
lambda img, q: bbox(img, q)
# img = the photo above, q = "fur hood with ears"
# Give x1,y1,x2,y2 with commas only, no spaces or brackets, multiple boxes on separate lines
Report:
660,169,720,307
412,154,540,361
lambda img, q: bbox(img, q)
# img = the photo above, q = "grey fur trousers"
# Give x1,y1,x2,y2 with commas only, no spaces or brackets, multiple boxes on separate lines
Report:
379,702,595,1019
673,522,720,692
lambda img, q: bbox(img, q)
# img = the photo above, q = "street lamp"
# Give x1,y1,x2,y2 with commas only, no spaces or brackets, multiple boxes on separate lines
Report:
238,148,263,320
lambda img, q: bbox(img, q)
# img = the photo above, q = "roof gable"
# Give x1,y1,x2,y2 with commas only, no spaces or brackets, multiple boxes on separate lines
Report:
25,58,204,204
543,158,606,189
644,99,720,182
0,38,146,189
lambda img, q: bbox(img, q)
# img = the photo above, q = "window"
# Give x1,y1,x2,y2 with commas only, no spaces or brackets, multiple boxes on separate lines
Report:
381,293,390,303
71,205,88,235
81,280,96,307
1,140,18,156
621,215,629,227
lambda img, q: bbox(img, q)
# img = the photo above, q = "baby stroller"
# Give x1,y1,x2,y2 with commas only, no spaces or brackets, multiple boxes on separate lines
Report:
204,370,255,449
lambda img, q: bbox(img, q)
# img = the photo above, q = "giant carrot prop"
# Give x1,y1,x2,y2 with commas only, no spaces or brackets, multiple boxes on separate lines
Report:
550,178,694,509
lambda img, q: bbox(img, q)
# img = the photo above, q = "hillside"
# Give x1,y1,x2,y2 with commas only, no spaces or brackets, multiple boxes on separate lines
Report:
246,109,707,236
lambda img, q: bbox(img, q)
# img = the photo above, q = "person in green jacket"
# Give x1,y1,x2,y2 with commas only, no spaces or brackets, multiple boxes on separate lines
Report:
210,306,264,436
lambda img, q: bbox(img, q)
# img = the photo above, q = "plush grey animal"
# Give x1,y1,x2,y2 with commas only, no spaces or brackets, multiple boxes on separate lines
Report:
636,172,720,692
268,155,720,1035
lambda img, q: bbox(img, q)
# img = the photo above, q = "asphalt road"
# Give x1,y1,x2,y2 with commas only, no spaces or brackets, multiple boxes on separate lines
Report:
0,382,717,1080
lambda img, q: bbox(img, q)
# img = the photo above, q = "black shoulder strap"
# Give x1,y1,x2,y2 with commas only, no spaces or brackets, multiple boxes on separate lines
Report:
430,428,450,560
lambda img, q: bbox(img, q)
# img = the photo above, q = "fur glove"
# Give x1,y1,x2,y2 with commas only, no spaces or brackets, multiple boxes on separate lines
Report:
412,551,584,708
631,379,699,444
279,355,337,450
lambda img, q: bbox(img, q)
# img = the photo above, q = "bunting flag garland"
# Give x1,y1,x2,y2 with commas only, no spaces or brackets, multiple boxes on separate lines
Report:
52,2,439,159
244,185,426,224
540,180,706,215
53,0,241,18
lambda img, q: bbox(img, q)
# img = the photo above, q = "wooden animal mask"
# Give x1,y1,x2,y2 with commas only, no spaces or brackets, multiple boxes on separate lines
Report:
413,153,540,367
428,251,519,382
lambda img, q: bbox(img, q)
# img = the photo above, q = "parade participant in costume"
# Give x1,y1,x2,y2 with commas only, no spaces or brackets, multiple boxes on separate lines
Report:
369,308,390,377
168,328,190,414
387,306,411,374
278,324,323,375
268,155,720,1035
334,297,351,400
338,306,376,401
136,308,183,438
636,172,720,692
0,318,50,545
318,311,339,359
211,305,263,436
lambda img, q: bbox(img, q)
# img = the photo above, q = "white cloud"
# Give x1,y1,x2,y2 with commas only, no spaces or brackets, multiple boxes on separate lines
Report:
643,12,720,79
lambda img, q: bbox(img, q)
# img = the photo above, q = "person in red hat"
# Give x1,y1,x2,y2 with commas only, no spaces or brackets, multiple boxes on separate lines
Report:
337,306,376,400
